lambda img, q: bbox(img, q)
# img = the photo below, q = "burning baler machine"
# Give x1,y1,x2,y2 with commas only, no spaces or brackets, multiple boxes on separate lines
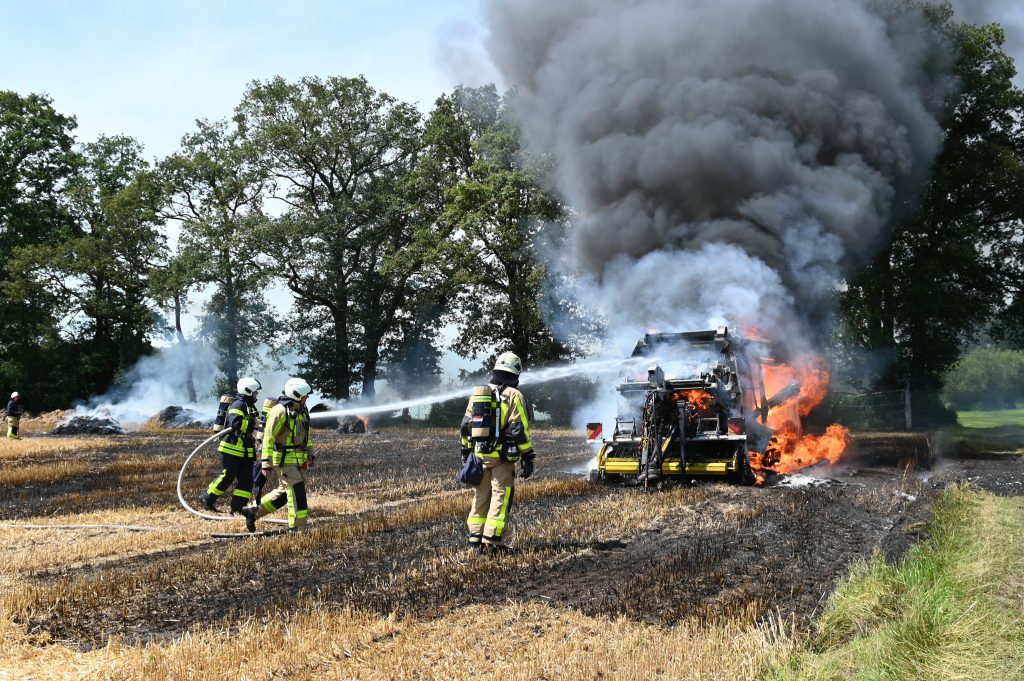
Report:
587,328,799,486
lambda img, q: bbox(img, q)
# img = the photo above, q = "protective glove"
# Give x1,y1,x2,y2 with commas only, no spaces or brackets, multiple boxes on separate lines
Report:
519,450,535,479
460,447,471,465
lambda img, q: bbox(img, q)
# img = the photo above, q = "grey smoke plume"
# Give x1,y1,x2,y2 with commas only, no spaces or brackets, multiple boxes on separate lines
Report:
482,0,950,347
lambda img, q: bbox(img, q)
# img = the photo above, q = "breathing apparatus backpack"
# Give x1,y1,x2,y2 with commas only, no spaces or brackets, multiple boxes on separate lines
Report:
253,397,277,453
469,385,505,454
213,394,233,429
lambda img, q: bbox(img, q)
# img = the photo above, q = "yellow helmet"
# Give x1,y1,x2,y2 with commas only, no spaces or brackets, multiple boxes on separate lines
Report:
493,351,522,376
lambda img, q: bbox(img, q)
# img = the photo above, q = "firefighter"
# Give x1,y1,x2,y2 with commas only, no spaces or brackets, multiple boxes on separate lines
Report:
6,392,21,439
460,351,535,555
241,377,314,533
200,377,262,513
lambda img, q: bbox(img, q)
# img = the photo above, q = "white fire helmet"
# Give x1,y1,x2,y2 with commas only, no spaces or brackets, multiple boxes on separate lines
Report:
283,377,313,401
10,392,18,399
493,351,522,376
237,376,261,397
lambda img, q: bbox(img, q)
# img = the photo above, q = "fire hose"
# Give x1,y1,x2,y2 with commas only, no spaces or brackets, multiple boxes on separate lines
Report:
177,427,288,526
1,430,291,535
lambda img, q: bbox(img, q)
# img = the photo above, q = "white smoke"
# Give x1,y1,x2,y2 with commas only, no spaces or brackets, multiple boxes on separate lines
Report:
74,342,219,427
69,345,341,429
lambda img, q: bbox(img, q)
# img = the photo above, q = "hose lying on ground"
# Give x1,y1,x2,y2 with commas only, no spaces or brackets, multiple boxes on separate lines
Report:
178,428,287,526
1,431,289,534
0,523,161,532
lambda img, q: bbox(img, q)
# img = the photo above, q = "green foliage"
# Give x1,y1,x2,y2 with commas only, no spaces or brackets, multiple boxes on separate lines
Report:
425,395,468,426
237,75,441,400
0,95,169,407
837,18,1024,399
528,376,599,427
0,92,80,407
941,347,1024,410
440,86,596,372
159,118,274,390
11,135,165,398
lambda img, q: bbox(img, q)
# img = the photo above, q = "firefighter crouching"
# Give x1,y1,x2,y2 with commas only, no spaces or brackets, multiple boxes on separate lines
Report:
242,378,314,533
6,391,21,439
201,377,262,513
460,351,535,555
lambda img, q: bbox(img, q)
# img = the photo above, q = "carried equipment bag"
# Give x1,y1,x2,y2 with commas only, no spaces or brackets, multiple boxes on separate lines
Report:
457,450,484,486
468,385,504,454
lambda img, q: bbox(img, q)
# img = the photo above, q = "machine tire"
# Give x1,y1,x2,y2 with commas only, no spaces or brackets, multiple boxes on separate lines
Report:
738,450,756,486
728,448,757,486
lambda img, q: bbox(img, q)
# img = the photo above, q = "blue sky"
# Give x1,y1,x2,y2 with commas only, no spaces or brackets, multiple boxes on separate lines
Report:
0,0,494,159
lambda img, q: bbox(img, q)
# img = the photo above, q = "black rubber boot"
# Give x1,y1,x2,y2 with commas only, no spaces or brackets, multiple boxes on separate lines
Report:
200,491,219,512
240,506,258,533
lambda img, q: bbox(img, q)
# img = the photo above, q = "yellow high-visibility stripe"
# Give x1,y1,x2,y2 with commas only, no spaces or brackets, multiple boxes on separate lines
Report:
486,486,513,537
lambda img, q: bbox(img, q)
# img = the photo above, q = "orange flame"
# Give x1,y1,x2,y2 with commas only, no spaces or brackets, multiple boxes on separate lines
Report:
673,389,714,411
750,355,851,477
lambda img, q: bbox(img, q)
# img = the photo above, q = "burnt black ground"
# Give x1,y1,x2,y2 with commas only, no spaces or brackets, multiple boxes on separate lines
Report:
4,426,1022,645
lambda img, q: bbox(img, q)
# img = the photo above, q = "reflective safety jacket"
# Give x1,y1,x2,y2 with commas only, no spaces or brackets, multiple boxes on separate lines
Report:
217,394,260,458
263,396,312,466
460,384,533,461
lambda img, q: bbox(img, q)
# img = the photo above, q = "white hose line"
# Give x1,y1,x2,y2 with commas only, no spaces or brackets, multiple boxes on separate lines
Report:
0,523,161,532
178,428,287,526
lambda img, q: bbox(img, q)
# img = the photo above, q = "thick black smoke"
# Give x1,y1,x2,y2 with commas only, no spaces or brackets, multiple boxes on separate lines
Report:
481,0,950,350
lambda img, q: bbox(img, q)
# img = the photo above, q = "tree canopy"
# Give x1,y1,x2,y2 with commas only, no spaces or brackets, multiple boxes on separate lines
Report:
2,8,1023,414
835,14,1024,422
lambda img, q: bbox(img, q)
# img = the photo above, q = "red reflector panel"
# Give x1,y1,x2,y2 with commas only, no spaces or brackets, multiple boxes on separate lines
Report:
727,417,745,435
585,422,603,442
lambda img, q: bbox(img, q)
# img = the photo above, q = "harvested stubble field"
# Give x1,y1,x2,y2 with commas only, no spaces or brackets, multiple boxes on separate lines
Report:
0,425,1020,679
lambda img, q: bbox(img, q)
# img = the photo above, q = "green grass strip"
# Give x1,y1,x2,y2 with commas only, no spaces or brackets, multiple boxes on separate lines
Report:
763,485,1024,680
957,408,1024,429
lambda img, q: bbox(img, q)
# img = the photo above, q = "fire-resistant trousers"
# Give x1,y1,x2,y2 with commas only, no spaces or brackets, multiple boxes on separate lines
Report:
255,464,308,530
6,415,19,438
467,459,516,545
206,453,255,513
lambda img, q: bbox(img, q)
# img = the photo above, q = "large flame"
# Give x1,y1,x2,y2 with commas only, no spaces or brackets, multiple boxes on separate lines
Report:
748,355,851,477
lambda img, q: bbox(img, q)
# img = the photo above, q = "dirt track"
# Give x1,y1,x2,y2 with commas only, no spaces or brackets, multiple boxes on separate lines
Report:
1,426,1021,646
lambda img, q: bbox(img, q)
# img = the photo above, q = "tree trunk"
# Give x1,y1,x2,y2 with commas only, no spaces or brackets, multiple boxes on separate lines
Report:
224,267,240,388
877,249,895,349
361,337,380,399
332,306,350,400
174,291,197,403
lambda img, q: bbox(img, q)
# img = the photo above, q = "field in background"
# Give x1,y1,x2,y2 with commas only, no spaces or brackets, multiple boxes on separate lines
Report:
957,407,1024,429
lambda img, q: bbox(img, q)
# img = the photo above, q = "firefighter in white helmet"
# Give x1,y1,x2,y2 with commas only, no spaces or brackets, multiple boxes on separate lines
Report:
241,377,314,532
6,391,21,439
200,377,262,513
460,351,535,554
